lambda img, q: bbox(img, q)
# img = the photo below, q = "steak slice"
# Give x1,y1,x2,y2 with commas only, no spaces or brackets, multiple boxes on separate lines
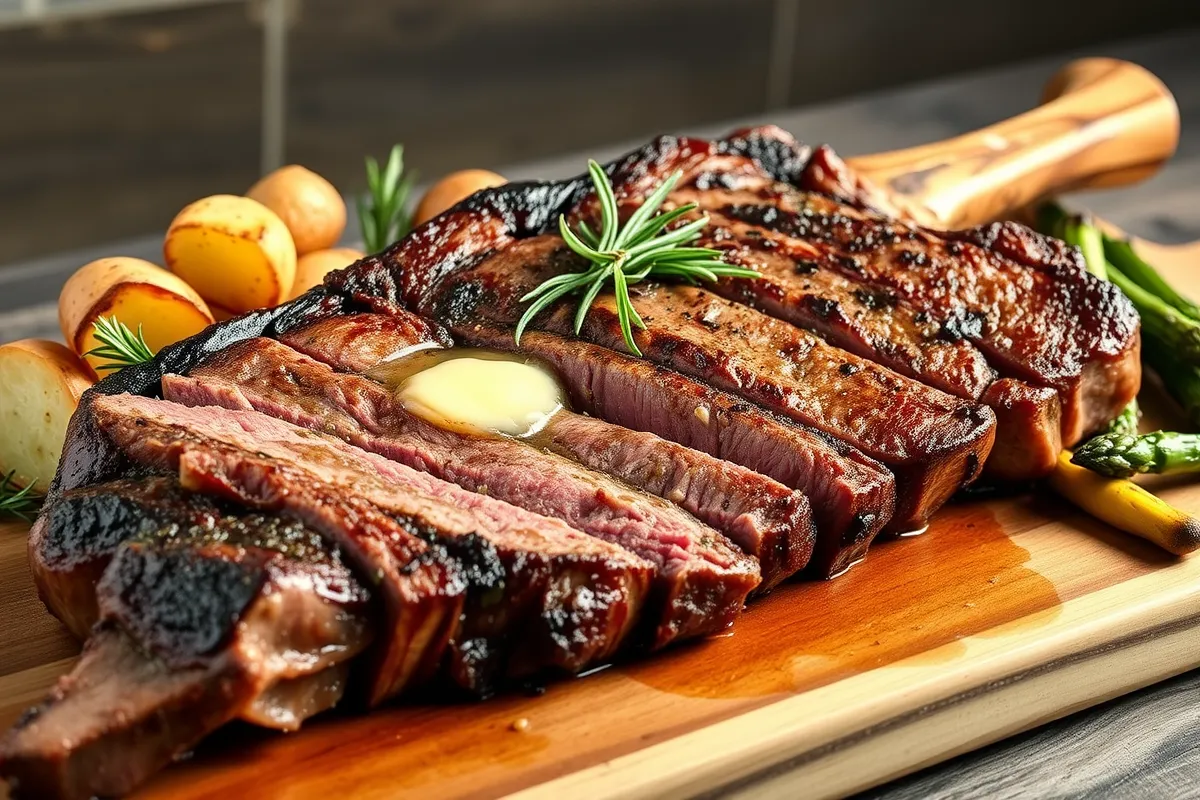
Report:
676,188,1070,479
461,326,896,578
424,237,995,532
286,312,815,590
87,393,462,704
283,312,453,371
86,393,651,691
589,128,1138,446
699,181,1137,444
679,202,1064,479
0,506,372,800
162,337,760,644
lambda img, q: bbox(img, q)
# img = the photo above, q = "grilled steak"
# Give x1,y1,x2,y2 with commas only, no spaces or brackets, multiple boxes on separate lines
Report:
416,236,994,532
4,125,1142,799
285,312,816,589
161,337,761,640
460,326,896,578
1,500,372,800
85,392,652,693
663,142,1133,446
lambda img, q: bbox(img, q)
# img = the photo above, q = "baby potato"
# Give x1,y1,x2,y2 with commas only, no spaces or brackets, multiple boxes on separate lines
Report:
59,257,215,374
247,165,347,256
0,340,93,491
414,169,506,226
289,247,364,300
164,194,297,313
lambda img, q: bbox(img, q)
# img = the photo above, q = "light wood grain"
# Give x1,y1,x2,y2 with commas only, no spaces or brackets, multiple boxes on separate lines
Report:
2,57,1198,800
849,58,1180,228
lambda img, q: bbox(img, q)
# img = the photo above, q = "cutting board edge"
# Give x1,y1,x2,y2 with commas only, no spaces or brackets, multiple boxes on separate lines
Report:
506,556,1200,800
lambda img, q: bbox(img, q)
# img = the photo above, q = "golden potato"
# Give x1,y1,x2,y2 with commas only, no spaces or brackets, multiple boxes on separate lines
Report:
288,247,364,300
414,169,506,226
247,165,347,256
164,194,297,313
59,257,214,374
0,340,93,491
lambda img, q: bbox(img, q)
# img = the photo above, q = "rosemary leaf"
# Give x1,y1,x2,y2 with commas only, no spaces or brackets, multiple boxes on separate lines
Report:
515,159,759,355
360,144,417,253
0,470,42,522
84,316,155,373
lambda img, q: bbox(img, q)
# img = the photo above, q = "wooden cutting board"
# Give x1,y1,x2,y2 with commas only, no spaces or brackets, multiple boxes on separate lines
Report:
1,58,1195,800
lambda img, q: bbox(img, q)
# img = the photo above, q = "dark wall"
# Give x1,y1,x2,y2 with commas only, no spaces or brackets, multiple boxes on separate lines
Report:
1,0,1198,266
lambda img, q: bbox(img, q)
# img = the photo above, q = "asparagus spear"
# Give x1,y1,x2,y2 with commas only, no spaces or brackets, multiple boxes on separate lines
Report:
1104,236,1200,321
1106,265,1200,363
1072,430,1200,478
1143,345,1200,430
1060,212,1107,281
1099,399,1140,437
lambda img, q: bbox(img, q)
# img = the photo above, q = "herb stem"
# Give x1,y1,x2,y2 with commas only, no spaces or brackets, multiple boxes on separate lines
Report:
515,160,759,355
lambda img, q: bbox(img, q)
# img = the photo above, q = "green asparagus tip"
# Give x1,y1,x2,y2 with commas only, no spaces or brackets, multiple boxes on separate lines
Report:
1071,432,1158,478
1073,430,1200,479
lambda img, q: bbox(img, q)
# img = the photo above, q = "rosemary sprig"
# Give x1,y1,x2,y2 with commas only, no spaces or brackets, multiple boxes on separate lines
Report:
0,470,42,522
358,144,418,253
84,316,155,373
515,160,759,356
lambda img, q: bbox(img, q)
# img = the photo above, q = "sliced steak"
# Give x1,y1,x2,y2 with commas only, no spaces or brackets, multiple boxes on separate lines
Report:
87,393,463,704
422,237,995,532
461,326,896,578
591,129,1138,445
1,507,372,800
162,338,760,643
86,393,650,694
694,179,1137,444
288,312,814,590
672,189,1064,478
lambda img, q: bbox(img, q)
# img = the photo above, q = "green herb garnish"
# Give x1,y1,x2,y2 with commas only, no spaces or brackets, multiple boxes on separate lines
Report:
0,470,42,522
358,144,418,254
84,316,155,373
515,160,758,356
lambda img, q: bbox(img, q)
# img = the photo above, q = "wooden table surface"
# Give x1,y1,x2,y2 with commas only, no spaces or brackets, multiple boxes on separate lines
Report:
3,28,1200,800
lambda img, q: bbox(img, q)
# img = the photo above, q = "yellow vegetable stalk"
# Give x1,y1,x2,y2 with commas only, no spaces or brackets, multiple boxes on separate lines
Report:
1048,451,1200,556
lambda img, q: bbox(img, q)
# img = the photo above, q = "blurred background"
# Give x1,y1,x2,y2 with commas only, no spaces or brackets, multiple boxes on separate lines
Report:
3,0,1200,268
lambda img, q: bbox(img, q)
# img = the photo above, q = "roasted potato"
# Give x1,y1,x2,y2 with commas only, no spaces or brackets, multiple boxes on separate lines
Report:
59,257,214,374
164,194,297,313
288,247,364,300
247,165,347,256
414,169,506,226
0,340,93,491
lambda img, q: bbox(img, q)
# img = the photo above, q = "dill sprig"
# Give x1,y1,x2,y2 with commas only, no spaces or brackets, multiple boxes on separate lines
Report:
358,144,418,254
83,316,155,373
515,160,759,356
0,470,42,522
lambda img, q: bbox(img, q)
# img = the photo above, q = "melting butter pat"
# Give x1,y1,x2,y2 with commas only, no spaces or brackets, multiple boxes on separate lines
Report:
398,356,564,437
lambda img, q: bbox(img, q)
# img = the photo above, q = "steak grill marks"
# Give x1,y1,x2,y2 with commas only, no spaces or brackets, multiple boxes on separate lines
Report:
353,308,898,580
161,337,761,642
458,325,897,578
282,313,817,591
422,235,995,533
89,392,653,695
